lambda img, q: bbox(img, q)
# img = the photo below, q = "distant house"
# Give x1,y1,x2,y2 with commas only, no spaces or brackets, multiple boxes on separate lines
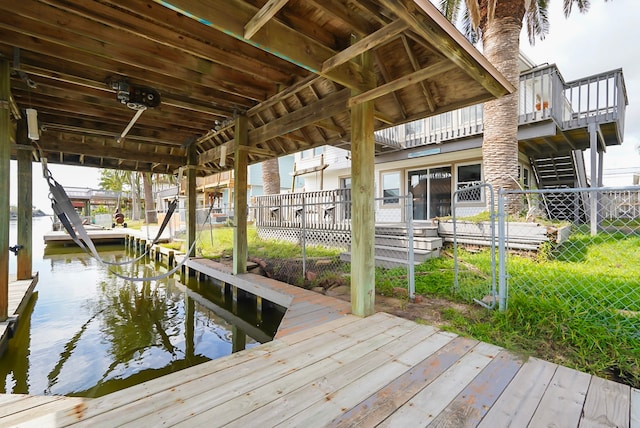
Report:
294,54,627,220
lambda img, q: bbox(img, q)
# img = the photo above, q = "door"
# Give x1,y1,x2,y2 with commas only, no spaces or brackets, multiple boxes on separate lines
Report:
408,167,452,220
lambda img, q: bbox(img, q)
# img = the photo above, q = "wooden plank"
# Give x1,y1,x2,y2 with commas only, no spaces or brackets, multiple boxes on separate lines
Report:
429,350,524,428
377,342,502,427
579,376,630,428
228,323,448,428
0,396,86,427
272,329,453,428
160,0,365,91
159,318,424,426
328,336,478,427
60,315,402,426
380,0,514,98
348,60,457,107
184,259,294,307
528,365,592,428
478,357,558,427
631,388,640,428
322,19,408,73
244,0,290,39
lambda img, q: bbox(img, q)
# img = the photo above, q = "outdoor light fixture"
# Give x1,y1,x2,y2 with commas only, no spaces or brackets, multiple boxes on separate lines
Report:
26,108,39,140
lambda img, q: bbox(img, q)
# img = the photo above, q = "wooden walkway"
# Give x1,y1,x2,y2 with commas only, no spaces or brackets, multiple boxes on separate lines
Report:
0,273,38,356
1,260,637,427
1,311,637,427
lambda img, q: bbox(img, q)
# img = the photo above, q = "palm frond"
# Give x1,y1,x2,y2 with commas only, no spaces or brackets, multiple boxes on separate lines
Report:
564,0,591,17
525,0,550,45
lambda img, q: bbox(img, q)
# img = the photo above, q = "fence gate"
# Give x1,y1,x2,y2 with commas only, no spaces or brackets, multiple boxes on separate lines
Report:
451,183,498,308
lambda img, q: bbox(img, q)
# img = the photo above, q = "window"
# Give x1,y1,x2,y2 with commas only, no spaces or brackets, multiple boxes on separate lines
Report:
313,146,324,157
382,172,400,204
456,164,482,202
519,165,531,189
300,149,313,159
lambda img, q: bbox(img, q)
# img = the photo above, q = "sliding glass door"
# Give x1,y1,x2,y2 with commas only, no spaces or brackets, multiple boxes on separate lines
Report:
408,166,452,220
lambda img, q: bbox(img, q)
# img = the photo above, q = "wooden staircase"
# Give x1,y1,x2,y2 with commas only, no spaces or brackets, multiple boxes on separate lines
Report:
530,151,588,221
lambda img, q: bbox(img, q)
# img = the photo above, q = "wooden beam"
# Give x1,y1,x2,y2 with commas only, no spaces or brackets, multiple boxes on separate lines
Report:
380,0,514,98
157,0,370,91
244,0,290,40
36,136,186,166
349,60,456,107
16,122,33,280
248,89,350,145
233,115,249,275
401,34,436,112
350,41,376,318
322,19,408,73
0,59,9,321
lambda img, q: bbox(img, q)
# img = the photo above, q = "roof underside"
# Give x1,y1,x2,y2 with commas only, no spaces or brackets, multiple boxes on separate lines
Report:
2,0,512,175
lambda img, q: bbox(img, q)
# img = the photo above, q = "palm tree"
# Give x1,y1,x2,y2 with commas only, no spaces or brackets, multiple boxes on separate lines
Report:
439,0,605,210
262,158,281,195
142,172,158,224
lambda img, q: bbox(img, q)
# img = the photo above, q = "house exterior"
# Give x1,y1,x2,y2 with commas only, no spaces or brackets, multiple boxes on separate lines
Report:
293,55,627,221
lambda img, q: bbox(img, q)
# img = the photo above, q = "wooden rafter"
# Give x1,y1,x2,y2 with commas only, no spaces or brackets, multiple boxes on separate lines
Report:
349,60,456,107
244,0,290,39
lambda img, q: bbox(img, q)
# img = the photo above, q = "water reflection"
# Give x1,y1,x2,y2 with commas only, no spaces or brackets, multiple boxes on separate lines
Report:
1,218,284,397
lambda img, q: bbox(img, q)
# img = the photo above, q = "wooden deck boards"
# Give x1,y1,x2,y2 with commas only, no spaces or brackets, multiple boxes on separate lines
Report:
0,274,38,356
0,261,635,427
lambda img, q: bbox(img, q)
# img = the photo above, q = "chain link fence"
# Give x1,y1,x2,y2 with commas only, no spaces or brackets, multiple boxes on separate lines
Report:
251,191,418,298
498,187,640,342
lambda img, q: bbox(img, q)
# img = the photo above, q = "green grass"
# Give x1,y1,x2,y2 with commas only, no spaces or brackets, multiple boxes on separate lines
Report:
412,235,640,388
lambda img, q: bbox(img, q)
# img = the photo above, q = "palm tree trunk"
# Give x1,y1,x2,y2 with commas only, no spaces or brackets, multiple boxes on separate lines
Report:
262,158,281,195
480,2,525,213
143,172,157,224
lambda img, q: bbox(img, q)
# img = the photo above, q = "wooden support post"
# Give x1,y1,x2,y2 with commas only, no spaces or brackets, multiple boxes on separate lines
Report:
231,325,246,353
16,122,33,280
350,46,376,317
233,114,249,275
0,59,10,321
186,146,198,259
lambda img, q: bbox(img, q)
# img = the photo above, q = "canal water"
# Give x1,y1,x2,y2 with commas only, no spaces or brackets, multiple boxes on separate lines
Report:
0,217,284,397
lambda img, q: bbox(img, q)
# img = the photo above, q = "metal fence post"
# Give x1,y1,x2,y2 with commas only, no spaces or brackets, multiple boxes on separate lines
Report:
407,196,415,301
301,195,306,280
497,189,507,311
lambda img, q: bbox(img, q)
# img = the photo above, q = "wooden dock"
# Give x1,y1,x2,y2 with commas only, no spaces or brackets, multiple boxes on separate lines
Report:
1,311,637,427
0,274,38,356
43,226,171,246
1,261,637,427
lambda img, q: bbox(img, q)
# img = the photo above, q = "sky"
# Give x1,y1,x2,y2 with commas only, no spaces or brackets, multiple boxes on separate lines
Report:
10,0,640,213
517,0,639,186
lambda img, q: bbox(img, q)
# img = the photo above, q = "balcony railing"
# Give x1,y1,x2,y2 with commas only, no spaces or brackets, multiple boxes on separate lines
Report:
379,65,626,149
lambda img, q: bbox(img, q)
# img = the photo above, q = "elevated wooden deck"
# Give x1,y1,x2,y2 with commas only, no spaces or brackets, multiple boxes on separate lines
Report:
1,311,636,427
0,274,38,356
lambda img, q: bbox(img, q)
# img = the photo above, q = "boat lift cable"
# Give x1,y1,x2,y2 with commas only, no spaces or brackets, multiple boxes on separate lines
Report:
41,159,211,282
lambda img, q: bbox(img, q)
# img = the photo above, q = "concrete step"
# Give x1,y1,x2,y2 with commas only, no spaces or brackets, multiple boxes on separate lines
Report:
340,248,440,268
375,223,438,237
374,235,442,251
